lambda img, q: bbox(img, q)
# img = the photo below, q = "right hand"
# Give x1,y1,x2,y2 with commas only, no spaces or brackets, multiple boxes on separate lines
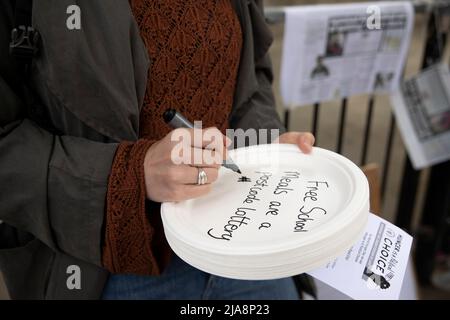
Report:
144,127,230,203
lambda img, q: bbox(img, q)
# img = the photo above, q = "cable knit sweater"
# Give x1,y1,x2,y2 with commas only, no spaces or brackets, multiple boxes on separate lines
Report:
102,0,243,275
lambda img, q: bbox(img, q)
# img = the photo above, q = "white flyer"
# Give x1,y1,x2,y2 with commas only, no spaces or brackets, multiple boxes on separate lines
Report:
308,213,413,300
280,2,414,107
391,64,450,169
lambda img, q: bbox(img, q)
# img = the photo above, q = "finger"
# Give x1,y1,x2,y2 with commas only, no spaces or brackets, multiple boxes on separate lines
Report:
188,167,219,185
170,127,228,150
298,133,315,154
169,141,225,167
277,132,315,145
166,165,219,185
224,134,232,148
190,146,226,167
277,132,297,144
275,134,291,144
191,127,226,150
301,132,315,146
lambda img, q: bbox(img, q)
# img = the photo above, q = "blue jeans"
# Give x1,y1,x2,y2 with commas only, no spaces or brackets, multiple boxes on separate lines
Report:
102,255,299,300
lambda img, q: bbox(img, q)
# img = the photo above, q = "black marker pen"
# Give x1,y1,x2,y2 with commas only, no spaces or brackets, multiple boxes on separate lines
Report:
163,109,242,175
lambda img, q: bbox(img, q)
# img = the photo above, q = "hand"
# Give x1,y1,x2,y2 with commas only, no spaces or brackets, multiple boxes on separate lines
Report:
144,128,229,203
275,132,315,154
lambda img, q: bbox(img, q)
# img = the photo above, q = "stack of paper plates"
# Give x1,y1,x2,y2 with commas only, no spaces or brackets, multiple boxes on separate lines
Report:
162,144,369,280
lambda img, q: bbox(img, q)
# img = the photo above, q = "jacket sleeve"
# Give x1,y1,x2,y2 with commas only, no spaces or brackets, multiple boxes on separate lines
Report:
102,139,162,276
229,0,286,142
234,53,286,136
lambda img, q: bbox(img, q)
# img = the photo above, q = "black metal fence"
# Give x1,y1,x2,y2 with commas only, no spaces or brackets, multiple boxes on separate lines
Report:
265,0,450,285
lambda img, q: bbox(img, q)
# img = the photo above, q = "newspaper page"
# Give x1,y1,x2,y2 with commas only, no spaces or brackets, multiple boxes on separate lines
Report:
308,213,413,300
391,64,450,169
281,2,414,108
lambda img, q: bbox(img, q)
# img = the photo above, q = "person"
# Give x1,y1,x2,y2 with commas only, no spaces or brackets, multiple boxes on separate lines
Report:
0,0,315,299
326,31,344,56
311,56,330,80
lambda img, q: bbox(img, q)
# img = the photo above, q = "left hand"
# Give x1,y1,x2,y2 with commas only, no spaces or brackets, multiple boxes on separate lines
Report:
275,132,315,154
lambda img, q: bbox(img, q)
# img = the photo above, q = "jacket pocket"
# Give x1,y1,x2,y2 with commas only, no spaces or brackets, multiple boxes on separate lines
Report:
43,253,109,300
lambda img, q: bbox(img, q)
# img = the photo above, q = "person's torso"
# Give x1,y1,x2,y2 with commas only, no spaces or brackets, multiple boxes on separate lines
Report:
0,0,275,299
130,0,243,139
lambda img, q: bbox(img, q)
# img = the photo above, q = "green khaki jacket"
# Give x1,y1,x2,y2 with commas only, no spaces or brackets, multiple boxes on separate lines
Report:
0,0,285,299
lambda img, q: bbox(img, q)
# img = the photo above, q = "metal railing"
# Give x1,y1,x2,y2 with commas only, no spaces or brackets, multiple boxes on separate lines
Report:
265,0,450,285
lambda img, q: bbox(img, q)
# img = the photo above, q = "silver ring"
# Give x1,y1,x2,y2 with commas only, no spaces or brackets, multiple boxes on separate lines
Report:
197,168,208,185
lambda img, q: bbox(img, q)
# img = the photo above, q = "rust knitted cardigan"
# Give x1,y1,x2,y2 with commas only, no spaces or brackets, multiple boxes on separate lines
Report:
102,0,243,275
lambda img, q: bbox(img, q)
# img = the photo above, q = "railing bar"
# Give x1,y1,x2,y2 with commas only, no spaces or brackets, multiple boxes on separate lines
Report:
312,103,320,144
360,96,375,166
284,110,291,131
336,98,348,154
381,113,396,200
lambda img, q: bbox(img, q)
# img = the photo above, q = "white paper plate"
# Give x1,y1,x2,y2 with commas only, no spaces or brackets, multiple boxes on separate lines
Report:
163,206,367,279
161,144,369,279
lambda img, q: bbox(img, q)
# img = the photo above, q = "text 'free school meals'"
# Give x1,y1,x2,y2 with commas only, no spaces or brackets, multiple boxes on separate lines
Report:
207,171,330,241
